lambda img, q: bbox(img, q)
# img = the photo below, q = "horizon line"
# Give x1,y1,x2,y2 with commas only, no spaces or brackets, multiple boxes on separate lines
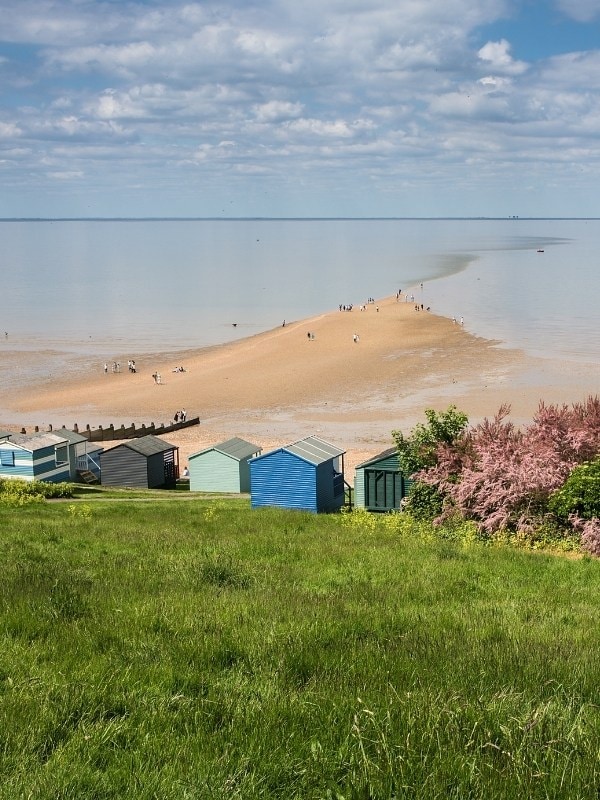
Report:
1,216,600,222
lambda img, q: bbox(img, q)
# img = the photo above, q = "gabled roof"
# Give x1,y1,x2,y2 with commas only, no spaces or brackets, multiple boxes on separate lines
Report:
355,447,400,469
4,432,69,452
190,437,261,461
283,435,345,466
53,428,88,445
109,435,177,457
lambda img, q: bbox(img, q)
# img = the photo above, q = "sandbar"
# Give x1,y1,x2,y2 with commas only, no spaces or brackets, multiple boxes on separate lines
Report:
1,295,598,476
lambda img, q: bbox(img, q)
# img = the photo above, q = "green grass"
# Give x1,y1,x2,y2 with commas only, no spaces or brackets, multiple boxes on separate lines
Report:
1,493,599,799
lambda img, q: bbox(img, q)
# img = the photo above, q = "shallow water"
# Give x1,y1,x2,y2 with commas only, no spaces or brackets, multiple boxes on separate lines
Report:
1,218,599,395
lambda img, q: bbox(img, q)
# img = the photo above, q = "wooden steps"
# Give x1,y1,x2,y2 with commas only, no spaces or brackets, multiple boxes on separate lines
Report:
77,469,99,485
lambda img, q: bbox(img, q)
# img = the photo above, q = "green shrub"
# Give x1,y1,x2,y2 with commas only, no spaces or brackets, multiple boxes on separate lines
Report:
490,519,581,553
0,478,74,505
37,481,75,499
404,480,444,521
549,458,600,521
340,506,378,533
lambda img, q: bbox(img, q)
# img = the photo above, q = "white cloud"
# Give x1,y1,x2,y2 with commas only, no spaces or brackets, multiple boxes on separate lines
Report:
0,121,21,138
253,100,304,122
192,140,237,162
284,118,356,138
478,39,528,75
1,0,600,215
47,170,84,180
555,0,600,22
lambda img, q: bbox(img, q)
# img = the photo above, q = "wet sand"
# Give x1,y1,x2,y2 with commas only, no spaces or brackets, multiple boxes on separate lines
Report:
1,295,598,476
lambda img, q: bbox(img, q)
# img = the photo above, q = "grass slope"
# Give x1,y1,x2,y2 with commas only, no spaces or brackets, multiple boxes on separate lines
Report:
1,495,599,799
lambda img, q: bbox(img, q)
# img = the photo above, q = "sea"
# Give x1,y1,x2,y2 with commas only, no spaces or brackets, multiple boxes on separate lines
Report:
1,218,599,391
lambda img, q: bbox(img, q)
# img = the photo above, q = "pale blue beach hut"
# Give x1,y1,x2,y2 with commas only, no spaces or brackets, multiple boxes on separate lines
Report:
250,435,346,512
188,437,261,493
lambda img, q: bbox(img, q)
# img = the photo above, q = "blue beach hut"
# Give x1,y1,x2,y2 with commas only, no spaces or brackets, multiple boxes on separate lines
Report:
250,435,346,512
0,431,74,483
0,429,103,484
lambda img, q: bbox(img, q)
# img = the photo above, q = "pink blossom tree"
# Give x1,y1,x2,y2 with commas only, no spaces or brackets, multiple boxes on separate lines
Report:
414,396,600,538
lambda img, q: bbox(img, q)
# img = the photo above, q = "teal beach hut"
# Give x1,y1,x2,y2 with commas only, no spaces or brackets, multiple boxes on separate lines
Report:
188,437,262,493
250,435,346,512
353,447,413,511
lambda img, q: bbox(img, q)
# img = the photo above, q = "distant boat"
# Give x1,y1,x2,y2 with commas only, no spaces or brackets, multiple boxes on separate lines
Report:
537,249,544,253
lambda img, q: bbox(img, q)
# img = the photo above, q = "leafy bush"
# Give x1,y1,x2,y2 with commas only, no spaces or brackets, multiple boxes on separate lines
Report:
0,481,44,506
405,481,444,521
549,458,600,521
0,478,74,505
489,519,581,553
392,405,469,474
36,481,74,499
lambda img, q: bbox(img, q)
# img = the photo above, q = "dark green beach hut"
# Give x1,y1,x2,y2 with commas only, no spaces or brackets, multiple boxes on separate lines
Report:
353,447,413,512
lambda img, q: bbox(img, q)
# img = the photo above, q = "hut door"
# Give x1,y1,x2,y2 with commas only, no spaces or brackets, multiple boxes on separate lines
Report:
366,469,402,511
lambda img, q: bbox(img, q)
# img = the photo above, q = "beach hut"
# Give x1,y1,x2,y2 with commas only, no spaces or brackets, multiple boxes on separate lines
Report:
188,437,262,493
250,435,346,513
52,427,103,483
100,435,179,488
0,431,75,483
353,447,413,512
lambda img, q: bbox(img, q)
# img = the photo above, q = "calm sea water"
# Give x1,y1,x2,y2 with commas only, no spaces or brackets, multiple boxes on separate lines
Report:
1,218,599,388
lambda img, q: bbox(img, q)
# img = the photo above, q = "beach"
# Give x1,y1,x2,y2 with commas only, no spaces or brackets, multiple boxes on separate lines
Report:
1,295,598,476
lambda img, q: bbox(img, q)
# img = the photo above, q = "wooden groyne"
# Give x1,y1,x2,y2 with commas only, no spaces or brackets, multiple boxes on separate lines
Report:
45,417,200,442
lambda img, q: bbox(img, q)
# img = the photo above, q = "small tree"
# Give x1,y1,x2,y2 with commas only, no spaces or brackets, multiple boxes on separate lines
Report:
392,405,469,474
392,406,468,520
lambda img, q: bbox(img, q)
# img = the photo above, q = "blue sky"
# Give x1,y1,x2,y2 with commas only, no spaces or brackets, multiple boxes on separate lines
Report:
1,0,600,218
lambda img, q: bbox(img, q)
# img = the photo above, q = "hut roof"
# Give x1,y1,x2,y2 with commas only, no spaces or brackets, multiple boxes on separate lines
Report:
52,428,103,453
53,428,88,445
110,435,177,457
283,435,345,466
355,447,400,469
6,432,69,452
190,437,261,461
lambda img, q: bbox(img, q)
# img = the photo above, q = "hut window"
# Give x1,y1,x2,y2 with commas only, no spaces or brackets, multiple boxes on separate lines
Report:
55,445,68,465
0,450,15,467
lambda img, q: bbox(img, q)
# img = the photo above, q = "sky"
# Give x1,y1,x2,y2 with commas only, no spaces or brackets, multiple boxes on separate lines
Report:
1,0,600,218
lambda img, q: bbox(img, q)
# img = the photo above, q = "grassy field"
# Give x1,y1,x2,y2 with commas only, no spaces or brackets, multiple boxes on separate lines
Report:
1,492,599,799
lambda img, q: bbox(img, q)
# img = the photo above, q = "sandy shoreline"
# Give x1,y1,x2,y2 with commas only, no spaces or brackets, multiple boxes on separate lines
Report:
2,295,598,476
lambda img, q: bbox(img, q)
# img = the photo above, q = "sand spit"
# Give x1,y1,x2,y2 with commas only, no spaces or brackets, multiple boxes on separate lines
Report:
2,295,598,474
